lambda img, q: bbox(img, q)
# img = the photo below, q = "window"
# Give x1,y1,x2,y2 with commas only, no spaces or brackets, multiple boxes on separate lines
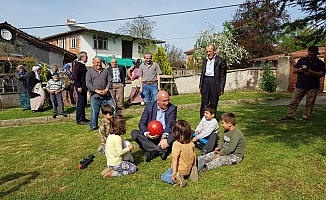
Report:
93,36,107,49
71,35,77,48
57,38,66,49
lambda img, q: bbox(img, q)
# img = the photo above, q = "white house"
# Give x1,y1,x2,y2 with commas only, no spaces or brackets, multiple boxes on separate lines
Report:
42,21,165,67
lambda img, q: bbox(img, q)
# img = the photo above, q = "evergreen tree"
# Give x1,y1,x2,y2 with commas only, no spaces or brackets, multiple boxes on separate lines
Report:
152,46,172,75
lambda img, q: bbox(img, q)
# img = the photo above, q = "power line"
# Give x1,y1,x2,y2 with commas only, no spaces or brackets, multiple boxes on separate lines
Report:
19,3,243,30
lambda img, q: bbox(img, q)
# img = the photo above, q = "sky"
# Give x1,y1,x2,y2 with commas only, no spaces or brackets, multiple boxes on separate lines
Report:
1,0,306,52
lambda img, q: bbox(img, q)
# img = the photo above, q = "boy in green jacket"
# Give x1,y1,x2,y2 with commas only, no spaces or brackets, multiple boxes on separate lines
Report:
198,112,245,172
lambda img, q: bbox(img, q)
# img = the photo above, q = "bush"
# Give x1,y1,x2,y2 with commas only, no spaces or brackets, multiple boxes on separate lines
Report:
260,65,277,92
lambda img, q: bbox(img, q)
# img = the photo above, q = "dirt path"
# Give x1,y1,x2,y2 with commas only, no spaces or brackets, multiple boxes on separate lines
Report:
269,94,326,106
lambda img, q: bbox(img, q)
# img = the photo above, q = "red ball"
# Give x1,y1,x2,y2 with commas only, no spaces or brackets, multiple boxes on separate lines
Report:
147,120,163,136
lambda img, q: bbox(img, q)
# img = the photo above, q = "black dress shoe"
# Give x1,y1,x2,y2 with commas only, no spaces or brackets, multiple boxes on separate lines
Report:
77,121,88,125
83,119,90,122
145,150,159,162
160,152,168,160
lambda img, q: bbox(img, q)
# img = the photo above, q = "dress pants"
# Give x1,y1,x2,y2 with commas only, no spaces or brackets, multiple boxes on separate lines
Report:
200,76,218,119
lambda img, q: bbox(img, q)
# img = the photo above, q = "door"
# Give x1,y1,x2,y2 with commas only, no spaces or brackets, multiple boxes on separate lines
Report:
122,40,132,58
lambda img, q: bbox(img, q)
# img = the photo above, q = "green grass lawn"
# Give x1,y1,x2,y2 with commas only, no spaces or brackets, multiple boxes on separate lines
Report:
0,91,291,120
1,101,325,199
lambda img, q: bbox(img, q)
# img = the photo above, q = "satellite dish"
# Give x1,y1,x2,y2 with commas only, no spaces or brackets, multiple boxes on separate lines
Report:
1,29,12,41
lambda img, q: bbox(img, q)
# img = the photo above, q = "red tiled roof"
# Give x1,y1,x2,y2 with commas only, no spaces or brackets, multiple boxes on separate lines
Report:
249,47,325,62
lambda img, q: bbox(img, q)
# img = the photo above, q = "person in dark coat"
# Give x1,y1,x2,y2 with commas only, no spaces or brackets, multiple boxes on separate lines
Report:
15,65,30,110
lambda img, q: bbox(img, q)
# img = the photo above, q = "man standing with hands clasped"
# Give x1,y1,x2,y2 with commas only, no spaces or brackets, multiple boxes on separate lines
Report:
73,51,89,125
86,57,115,132
138,52,162,104
199,44,227,119
281,46,325,123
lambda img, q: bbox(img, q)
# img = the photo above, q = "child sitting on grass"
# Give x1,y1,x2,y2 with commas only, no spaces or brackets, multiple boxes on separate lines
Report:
101,114,137,178
46,72,67,118
161,120,198,188
198,112,245,172
192,104,219,155
97,104,114,154
98,105,134,162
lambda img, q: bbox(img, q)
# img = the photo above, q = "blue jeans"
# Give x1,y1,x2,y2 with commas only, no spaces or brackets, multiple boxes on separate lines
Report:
142,83,158,103
161,167,174,184
90,95,115,129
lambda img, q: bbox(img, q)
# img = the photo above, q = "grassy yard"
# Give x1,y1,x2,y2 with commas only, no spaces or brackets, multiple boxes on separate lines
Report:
1,99,325,199
0,91,291,120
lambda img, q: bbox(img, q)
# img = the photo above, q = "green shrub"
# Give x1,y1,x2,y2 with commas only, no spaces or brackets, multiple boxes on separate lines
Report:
260,65,277,92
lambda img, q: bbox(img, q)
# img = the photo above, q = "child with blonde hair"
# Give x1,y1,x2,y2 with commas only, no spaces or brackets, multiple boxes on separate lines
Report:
161,120,198,188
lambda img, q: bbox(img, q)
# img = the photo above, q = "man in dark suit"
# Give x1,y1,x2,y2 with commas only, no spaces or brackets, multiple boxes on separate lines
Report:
199,44,227,119
72,51,89,125
131,90,177,162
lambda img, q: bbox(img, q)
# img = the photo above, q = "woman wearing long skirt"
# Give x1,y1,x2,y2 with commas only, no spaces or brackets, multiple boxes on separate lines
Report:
15,65,30,111
27,66,45,112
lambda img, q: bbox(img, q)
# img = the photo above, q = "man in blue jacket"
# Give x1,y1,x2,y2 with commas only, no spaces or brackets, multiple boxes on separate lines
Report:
131,90,177,162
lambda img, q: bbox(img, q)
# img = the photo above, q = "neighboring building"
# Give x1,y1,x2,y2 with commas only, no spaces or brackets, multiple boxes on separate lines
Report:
0,21,76,73
249,47,325,92
42,20,165,67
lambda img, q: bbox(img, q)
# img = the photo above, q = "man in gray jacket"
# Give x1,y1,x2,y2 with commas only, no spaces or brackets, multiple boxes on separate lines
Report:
86,57,115,132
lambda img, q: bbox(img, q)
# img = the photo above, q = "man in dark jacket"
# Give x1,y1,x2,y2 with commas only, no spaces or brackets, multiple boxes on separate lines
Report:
131,90,177,162
72,51,89,125
199,44,227,119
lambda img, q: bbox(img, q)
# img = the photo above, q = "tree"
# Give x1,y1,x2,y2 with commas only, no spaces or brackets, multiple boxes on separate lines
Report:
231,0,289,59
117,15,156,39
278,27,326,53
117,15,157,57
152,46,172,75
277,0,326,45
193,23,248,67
163,44,186,69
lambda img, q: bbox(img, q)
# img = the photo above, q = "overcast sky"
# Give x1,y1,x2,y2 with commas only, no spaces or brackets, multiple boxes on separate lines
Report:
1,0,305,52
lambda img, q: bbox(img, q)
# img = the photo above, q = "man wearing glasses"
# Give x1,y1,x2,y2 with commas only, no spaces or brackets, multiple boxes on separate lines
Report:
199,44,227,119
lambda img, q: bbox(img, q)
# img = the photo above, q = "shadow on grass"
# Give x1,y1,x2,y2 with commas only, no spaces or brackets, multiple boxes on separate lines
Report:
234,105,326,155
65,106,77,114
0,171,40,198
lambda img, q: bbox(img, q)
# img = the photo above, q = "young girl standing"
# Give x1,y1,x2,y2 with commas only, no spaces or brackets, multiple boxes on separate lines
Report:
101,114,137,178
161,120,198,188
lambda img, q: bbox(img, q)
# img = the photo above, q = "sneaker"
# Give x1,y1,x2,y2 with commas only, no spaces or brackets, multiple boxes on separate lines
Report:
62,113,68,117
88,127,99,132
174,172,187,188
98,146,105,154
201,150,208,156
302,118,309,123
281,116,295,120
197,158,206,173
52,114,57,119
189,166,199,182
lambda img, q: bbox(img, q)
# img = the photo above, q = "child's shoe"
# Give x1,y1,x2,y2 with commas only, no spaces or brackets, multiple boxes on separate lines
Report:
197,158,205,172
62,113,68,117
52,114,57,118
101,167,115,178
97,146,105,154
174,172,187,188
189,166,199,182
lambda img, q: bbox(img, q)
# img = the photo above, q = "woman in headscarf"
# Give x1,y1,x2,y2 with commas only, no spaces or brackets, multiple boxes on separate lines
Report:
15,65,30,111
27,66,46,112
46,63,59,81
59,63,76,106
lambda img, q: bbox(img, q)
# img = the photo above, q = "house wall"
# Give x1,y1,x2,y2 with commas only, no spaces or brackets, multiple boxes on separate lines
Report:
80,33,141,67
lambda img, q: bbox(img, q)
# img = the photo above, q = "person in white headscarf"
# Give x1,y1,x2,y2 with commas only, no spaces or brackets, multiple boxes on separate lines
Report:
26,66,46,112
